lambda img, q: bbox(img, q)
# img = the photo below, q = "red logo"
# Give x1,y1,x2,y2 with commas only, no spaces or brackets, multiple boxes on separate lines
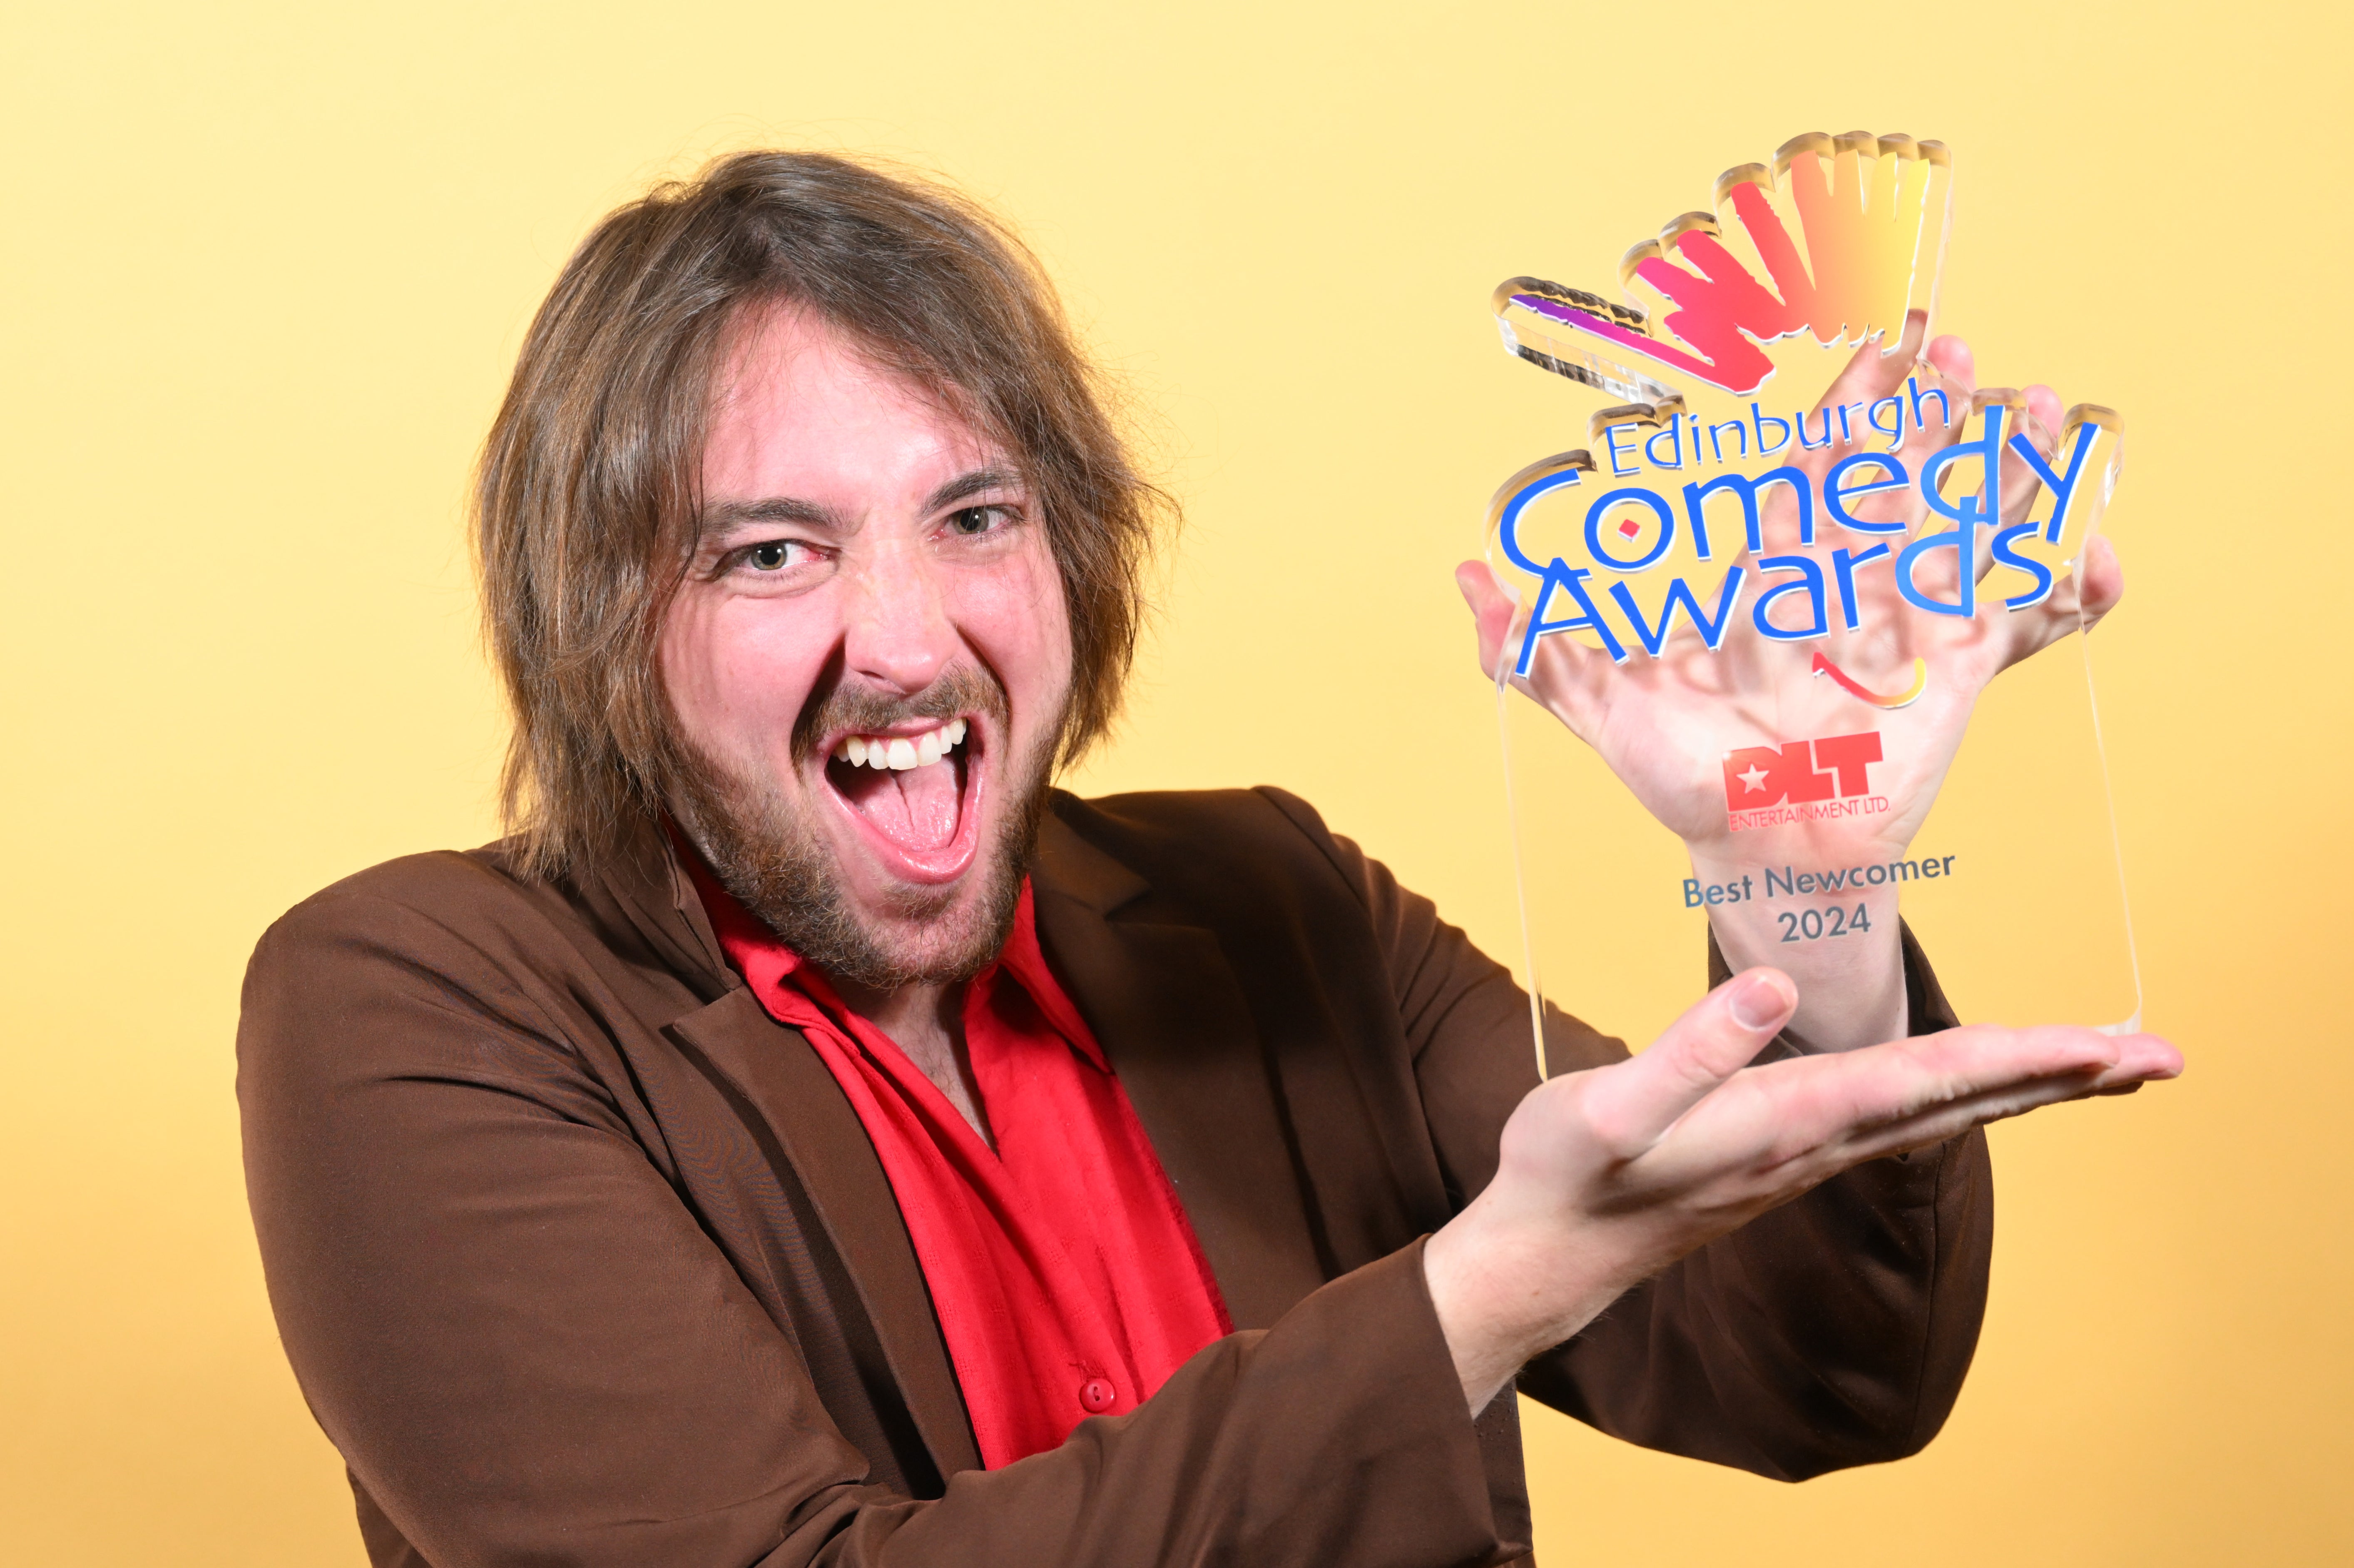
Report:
1722,732,1888,831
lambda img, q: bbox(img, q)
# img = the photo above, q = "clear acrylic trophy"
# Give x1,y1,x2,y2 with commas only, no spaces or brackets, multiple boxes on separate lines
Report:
1485,132,2138,1070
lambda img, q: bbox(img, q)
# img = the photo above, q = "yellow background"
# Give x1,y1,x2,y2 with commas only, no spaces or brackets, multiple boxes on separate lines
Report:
3,2,2345,1562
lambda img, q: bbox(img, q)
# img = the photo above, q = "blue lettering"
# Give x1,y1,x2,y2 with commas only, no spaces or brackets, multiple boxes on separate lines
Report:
1752,555,1829,642
1683,467,1814,555
1896,494,1982,617
1609,567,1747,655
1826,453,1909,535
1904,406,2008,619
1644,418,1685,469
1603,422,1642,477
1516,562,1627,672
2009,421,2101,544
1493,463,1583,576
1831,543,1891,631
1908,376,1952,432
1990,520,2055,611
1920,403,2006,524
1868,395,1906,449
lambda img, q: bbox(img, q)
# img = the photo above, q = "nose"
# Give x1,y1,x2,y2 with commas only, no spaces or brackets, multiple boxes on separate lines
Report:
839,538,958,696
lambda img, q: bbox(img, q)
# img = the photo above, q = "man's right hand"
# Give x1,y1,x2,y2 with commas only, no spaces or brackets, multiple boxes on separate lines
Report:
1421,970,2182,1414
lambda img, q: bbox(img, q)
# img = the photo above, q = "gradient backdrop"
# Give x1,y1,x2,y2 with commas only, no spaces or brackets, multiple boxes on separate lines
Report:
3,2,2346,1563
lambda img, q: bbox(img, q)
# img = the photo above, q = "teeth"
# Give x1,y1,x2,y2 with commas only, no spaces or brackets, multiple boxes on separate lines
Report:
834,721,969,772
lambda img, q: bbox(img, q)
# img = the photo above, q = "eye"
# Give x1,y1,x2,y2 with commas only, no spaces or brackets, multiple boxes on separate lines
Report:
743,539,805,572
946,505,1007,537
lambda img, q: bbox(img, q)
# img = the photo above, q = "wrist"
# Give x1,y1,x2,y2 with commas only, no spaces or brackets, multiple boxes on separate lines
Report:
1686,850,1906,1052
1423,1188,1629,1414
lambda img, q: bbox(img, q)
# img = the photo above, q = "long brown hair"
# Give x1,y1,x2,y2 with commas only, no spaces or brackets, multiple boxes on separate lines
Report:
475,150,1166,879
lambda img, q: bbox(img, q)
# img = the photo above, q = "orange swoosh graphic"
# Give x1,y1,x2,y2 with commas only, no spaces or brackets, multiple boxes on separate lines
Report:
1812,652,1928,709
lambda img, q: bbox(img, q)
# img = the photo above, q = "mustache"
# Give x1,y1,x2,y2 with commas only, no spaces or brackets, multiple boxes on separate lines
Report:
789,661,1010,767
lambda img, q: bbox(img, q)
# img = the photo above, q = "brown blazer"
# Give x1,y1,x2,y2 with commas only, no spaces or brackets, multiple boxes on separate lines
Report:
238,786,1991,1568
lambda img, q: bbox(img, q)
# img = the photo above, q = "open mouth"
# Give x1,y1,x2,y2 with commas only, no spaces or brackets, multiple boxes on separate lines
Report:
820,717,983,884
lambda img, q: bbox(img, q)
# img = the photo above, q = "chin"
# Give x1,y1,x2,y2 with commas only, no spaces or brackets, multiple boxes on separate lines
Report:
861,879,1020,980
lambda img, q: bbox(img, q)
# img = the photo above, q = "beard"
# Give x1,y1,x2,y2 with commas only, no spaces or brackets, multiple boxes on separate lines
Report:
668,661,1059,991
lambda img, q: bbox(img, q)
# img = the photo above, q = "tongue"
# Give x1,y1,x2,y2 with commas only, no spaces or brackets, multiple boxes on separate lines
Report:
849,760,961,852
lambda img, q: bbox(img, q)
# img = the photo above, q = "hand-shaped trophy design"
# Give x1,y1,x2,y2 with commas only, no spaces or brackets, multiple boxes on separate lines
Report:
1473,132,2139,1070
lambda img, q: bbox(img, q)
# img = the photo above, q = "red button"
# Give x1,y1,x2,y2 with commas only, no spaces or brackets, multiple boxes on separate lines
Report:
1079,1377,1116,1413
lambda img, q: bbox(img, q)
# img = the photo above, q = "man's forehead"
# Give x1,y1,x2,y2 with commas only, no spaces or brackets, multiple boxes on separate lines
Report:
704,307,1003,504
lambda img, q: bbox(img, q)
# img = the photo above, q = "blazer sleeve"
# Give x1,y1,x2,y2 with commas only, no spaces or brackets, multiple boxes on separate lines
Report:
238,871,1517,1568
1302,815,1993,1483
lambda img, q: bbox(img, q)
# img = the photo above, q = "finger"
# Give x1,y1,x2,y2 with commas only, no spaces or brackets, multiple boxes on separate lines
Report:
1792,313,1933,503
1829,1069,2122,1164
1840,1025,2180,1127
2079,531,2125,625
1468,557,1617,742
1833,1030,2180,1161
2088,1030,2189,1096
1577,969,1797,1157
1996,392,2054,535
1685,1022,2130,1175
1456,559,1515,681
2026,383,2063,432
2100,1028,2183,1083
1889,308,1929,373
1865,334,1972,536
1814,308,1932,415
1997,529,2129,669
1926,333,1975,392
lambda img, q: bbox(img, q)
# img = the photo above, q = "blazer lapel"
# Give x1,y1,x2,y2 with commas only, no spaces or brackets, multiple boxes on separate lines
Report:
596,824,981,1481
664,989,983,1480
1031,815,1330,1330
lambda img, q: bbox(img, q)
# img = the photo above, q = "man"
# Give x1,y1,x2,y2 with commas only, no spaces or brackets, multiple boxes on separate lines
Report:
238,151,2179,1568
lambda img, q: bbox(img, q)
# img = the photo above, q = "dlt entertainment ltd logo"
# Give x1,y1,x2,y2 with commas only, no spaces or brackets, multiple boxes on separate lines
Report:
1722,732,1889,832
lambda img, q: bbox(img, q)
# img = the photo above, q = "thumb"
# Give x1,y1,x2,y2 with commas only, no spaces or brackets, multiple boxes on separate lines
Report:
1456,559,1513,681
1577,969,1797,1157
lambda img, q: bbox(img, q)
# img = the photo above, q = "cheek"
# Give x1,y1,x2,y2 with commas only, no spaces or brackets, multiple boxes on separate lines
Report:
658,589,839,766
948,542,1074,712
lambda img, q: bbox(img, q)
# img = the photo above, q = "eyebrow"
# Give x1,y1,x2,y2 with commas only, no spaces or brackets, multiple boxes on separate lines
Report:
697,495,848,535
696,466,1026,540
921,465,1024,514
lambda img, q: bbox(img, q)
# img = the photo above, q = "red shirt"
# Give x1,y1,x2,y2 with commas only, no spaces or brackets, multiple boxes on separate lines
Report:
685,861,1233,1468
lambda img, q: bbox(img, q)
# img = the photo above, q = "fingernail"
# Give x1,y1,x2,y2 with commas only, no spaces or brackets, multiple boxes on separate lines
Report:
1729,972,1792,1031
